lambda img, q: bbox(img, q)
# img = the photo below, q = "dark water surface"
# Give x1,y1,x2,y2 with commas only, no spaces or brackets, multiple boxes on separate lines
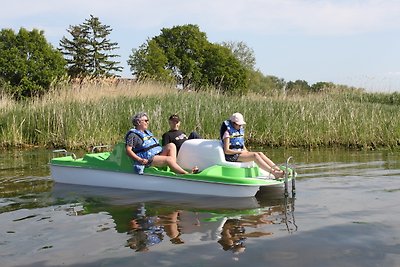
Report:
0,148,399,267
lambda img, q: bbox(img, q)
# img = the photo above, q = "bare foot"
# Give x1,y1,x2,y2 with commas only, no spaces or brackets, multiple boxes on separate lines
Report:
272,169,284,179
191,166,199,174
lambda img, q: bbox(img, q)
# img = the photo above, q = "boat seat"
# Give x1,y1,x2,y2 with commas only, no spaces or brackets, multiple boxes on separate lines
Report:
177,139,256,171
106,142,134,171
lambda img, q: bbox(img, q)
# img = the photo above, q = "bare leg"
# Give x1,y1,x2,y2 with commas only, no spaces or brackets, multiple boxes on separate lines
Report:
258,152,281,171
238,151,284,178
163,211,183,243
161,143,177,160
151,155,188,174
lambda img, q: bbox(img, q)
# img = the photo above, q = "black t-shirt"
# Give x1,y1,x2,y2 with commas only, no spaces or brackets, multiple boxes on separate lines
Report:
162,130,187,152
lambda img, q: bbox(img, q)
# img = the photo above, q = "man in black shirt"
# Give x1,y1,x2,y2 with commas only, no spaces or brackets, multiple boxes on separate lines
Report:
162,114,201,154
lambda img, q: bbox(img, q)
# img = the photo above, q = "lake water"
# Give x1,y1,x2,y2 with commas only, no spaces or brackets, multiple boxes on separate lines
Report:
0,148,399,267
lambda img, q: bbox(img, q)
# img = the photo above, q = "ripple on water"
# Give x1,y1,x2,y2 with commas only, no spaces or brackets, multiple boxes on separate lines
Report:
0,148,400,266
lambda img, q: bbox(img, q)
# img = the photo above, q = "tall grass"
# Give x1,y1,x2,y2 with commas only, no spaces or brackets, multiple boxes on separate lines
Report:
1,81,399,149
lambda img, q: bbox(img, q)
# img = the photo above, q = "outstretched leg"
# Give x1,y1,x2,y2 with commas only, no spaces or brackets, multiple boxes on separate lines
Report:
152,155,188,174
258,152,281,171
238,151,284,178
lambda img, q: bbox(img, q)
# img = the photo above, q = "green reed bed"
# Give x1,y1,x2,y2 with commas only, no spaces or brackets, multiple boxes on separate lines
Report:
0,85,399,149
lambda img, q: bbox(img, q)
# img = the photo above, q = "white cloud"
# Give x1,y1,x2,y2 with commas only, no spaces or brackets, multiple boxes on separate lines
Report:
191,0,400,36
2,0,400,88
387,71,400,76
2,0,400,36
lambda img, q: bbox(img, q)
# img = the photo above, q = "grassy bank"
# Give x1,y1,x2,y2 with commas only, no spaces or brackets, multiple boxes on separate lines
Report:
1,81,399,149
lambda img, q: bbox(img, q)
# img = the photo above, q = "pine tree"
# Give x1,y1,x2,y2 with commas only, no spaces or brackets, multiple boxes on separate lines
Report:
59,15,122,78
59,25,90,77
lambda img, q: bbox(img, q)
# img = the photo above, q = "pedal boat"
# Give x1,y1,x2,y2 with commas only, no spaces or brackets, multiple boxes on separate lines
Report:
50,139,295,197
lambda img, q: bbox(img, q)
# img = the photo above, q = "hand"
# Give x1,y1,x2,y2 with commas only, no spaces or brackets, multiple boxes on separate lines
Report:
141,158,148,165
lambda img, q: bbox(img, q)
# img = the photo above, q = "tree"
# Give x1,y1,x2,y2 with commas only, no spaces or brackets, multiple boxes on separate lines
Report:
59,25,90,77
0,28,66,98
248,70,286,94
311,81,335,93
221,41,256,71
154,24,209,89
127,24,249,93
285,80,311,94
60,15,122,78
202,43,248,93
127,39,173,82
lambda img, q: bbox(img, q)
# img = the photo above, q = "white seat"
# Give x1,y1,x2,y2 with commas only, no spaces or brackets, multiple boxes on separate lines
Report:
177,139,256,171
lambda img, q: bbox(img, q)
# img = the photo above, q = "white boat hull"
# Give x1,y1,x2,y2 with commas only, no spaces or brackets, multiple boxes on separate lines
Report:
50,165,261,198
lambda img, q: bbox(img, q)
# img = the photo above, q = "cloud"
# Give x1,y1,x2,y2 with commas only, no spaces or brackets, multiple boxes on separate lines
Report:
3,0,400,37
186,0,400,36
387,71,400,76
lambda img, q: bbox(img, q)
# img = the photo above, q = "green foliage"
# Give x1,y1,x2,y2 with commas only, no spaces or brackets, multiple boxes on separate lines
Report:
345,91,400,106
127,39,173,82
0,28,66,98
202,43,248,94
59,26,91,77
1,84,399,149
285,80,311,95
311,82,335,92
221,41,256,71
60,15,122,78
248,70,285,95
153,24,209,89
127,24,249,93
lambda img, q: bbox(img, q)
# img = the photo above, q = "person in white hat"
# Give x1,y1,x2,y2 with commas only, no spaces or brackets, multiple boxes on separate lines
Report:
219,112,284,179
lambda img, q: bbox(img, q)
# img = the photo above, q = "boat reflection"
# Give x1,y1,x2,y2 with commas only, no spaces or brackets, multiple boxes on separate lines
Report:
52,183,297,254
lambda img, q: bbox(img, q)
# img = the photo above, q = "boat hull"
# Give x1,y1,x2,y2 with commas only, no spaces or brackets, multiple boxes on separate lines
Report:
50,165,262,198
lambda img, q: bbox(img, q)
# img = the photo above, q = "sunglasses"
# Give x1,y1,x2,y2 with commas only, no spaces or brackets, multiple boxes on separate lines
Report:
142,119,149,122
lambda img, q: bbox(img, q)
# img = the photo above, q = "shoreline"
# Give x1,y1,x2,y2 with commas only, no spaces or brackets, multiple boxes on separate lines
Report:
1,82,399,150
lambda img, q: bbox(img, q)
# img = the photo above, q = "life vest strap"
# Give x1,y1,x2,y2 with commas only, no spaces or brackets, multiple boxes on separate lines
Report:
229,144,244,149
134,143,160,153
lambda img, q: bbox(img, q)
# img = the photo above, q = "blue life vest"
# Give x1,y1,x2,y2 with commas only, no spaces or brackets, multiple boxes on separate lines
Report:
220,120,245,149
125,128,162,160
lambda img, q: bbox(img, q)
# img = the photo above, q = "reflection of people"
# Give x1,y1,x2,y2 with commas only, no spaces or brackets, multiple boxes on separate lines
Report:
218,215,274,255
127,204,164,252
125,112,190,174
218,219,247,254
162,114,201,154
220,112,284,179
127,205,184,252
160,211,184,244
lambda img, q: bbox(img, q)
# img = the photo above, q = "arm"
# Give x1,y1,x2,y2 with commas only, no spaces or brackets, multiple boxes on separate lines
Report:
126,145,147,164
222,137,243,155
125,133,148,165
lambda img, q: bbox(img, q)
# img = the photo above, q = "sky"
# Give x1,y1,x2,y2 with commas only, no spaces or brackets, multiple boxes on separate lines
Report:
2,0,400,92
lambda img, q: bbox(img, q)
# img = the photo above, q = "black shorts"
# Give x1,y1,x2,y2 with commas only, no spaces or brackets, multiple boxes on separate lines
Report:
225,153,240,162
145,151,162,166
145,158,154,167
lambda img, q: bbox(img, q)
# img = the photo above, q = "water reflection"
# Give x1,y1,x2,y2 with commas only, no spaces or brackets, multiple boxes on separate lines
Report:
1,147,400,266
47,183,296,255
127,204,165,252
123,199,295,254
57,188,296,255
127,204,184,252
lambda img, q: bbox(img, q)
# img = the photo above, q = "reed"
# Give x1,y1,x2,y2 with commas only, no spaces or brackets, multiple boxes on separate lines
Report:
1,81,399,149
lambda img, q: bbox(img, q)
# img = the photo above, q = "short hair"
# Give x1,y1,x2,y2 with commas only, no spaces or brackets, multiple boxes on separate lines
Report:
132,112,148,126
168,114,180,122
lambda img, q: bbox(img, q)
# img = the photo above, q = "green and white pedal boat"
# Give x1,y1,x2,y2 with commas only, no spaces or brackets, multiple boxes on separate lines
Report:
50,139,295,197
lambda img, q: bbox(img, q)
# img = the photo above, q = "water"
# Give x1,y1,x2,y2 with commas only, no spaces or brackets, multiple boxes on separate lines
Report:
0,148,399,267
